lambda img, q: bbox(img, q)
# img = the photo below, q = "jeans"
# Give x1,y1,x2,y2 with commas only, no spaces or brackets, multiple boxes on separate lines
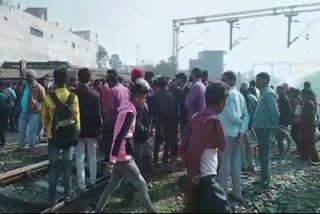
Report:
37,116,44,142
241,143,255,169
48,140,74,202
192,175,231,213
255,128,273,183
76,138,97,190
218,137,242,198
18,112,40,148
95,159,155,213
134,143,146,172
291,123,300,151
154,119,179,164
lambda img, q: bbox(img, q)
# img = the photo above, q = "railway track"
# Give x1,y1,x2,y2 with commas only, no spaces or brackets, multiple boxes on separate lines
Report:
0,152,107,213
0,136,166,213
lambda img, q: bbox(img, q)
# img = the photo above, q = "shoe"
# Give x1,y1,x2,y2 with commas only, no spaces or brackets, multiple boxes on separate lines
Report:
229,193,246,204
47,199,57,206
15,147,24,152
263,182,270,192
88,183,95,189
252,180,262,186
64,194,73,203
247,166,255,173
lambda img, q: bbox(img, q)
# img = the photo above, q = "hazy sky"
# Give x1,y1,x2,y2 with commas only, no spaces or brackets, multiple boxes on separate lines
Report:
12,0,320,77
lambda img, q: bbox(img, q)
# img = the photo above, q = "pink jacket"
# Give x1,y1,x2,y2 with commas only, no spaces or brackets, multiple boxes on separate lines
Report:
109,100,136,164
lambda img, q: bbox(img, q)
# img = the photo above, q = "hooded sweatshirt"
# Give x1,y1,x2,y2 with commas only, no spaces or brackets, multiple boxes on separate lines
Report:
109,100,137,164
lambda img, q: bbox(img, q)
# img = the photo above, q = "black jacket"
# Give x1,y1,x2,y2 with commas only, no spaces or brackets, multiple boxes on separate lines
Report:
74,84,102,138
278,95,292,126
172,86,189,123
134,103,150,143
152,88,179,120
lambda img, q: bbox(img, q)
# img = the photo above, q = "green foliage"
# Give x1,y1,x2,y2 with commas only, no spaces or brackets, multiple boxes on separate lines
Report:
141,56,177,78
97,45,109,69
109,54,123,71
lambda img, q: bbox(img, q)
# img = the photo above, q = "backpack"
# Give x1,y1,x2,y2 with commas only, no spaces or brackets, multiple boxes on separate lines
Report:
50,92,79,149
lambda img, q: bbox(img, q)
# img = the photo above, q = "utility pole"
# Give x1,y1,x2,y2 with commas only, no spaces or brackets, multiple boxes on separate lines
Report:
227,19,239,51
286,13,299,48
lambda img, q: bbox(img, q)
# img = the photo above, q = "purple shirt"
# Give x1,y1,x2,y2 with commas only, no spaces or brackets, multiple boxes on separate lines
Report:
185,80,206,120
105,83,131,120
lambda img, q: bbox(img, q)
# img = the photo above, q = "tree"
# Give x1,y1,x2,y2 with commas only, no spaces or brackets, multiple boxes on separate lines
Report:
109,54,122,71
97,45,109,68
154,56,177,78
142,64,156,72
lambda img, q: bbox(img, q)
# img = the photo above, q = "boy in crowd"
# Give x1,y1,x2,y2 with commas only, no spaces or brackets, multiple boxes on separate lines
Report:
179,82,231,213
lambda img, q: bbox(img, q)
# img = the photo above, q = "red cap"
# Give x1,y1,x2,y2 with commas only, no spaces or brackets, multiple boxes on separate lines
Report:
131,68,145,80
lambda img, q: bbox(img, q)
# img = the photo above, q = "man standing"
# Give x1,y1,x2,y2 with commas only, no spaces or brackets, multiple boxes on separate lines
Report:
218,71,249,203
103,70,130,162
185,68,206,121
249,80,260,99
0,85,10,148
152,77,179,169
240,82,258,172
14,81,23,131
18,70,46,150
75,68,102,192
42,67,80,204
175,73,190,137
179,83,231,213
276,86,292,154
3,83,17,132
253,72,279,190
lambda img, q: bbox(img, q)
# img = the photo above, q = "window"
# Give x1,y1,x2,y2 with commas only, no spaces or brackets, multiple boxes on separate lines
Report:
30,27,43,38
72,43,76,48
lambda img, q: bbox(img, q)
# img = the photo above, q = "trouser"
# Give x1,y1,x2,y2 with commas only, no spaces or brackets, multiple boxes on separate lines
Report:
76,138,97,190
37,116,44,143
255,128,273,183
0,122,6,145
154,119,179,164
191,175,231,213
134,142,146,172
18,112,40,148
218,137,242,198
276,125,288,153
95,159,155,213
101,120,115,162
48,140,73,201
180,120,188,139
291,123,300,151
241,143,255,169
8,107,15,131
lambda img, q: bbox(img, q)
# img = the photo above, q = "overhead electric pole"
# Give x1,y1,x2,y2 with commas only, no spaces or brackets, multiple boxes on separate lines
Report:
172,2,320,73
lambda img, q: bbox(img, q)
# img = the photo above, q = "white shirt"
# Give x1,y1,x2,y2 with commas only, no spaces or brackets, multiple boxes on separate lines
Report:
219,86,249,137
200,149,218,177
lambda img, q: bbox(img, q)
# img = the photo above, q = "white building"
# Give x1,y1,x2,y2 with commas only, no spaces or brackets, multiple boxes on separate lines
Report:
0,5,100,68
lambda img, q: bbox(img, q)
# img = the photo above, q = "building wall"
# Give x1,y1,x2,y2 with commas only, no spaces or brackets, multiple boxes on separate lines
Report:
189,50,225,82
25,7,48,21
198,51,225,82
0,6,99,68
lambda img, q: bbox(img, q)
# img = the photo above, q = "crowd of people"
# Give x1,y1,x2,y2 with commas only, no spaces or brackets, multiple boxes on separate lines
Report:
0,66,319,213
